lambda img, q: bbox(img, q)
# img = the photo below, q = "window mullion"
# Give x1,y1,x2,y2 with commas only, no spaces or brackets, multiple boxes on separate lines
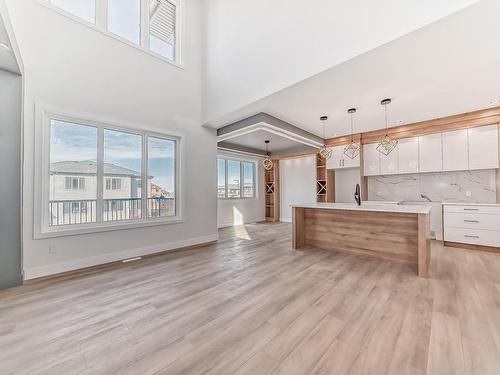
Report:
142,134,148,221
96,127,104,224
240,161,243,198
96,0,108,29
225,160,228,199
141,0,150,48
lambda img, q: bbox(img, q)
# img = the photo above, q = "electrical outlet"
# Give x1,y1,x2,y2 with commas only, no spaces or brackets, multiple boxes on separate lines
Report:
49,244,57,254
465,190,472,197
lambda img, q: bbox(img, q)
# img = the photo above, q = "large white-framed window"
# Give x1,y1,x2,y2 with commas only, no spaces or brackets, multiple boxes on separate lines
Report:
217,158,256,199
42,0,182,66
34,104,183,238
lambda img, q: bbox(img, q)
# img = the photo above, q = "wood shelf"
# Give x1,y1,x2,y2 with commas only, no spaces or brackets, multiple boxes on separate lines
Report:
264,160,280,222
315,154,335,203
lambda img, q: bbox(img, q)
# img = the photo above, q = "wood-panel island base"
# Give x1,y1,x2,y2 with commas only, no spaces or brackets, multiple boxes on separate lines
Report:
292,203,432,277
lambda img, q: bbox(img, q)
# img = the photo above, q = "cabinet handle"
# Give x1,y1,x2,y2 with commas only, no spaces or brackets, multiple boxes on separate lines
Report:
464,235,479,239
464,220,479,223
464,208,479,211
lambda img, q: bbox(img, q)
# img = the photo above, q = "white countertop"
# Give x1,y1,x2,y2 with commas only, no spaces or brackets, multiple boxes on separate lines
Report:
292,202,432,214
442,202,500,207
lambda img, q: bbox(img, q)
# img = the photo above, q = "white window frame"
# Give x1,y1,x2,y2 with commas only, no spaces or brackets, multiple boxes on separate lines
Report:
39,0,183,67
34,103,184,239
217,157,257,200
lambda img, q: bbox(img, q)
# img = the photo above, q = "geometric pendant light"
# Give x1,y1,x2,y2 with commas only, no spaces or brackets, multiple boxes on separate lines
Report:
343,107,360,159
376,98,398,156
318,115,332,160
262,140,274,171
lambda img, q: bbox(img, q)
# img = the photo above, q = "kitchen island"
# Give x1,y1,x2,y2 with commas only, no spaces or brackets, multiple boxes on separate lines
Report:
292,203,432,277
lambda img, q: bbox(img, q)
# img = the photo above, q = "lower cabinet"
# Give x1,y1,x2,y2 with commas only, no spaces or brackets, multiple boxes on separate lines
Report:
443,204,500,248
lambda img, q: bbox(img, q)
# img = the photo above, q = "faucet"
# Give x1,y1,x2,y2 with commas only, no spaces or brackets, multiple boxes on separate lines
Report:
420,193,432,202
354,184,361,206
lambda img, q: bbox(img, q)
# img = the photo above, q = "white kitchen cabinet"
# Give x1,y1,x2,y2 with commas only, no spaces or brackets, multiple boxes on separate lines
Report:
468,124,499,170
397,137,419,174
442,129,469,171
326,145,360,169
443,204,500,248
418,133,443,173
363,143,380,176
379,144,398,175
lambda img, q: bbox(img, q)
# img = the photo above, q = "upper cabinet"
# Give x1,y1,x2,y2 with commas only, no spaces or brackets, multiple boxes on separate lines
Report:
418,133,443,173
360,124,498,176
468,125,499,170
397,137,419,174
326,145,360,170
363,143,380,176
442,129,469,171
379,144,398,175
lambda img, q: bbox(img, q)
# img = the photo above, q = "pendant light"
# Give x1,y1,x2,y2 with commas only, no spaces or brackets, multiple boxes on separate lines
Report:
376,98,398,155
318,115,332,160
262,140,274,171
344,108,360,159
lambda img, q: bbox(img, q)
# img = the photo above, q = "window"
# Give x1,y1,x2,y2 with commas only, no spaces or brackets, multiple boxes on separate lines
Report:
50,120,98,226
51,0,96,23
148,137,176,217
47,0,180,64
65,177,86,190
42,110,181,236
217,159,225,198
149,0,177,60
217,158,256,199
108,0,141,44
105,178,122,190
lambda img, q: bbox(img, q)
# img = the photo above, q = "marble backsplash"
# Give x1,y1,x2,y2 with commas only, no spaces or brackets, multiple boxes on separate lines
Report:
368,169,497,203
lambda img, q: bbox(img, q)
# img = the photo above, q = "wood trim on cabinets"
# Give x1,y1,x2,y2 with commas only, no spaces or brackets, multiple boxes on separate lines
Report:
273,160,280,221
359,107,500,144
321,107,500,146
325,133,361,147
444,241,500,254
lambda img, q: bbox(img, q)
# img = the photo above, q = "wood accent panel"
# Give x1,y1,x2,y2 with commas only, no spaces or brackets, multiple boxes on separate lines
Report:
325,133,361,147
326,169,335,203
292,207,304,249
297,208,426,273
273,160,280,221
417,213,431,277
444,241,500,254
359,143,368,201
321,107,500,146
360,107,500,144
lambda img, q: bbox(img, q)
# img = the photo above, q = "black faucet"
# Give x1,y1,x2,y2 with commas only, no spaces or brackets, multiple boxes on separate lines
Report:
354,183,361,206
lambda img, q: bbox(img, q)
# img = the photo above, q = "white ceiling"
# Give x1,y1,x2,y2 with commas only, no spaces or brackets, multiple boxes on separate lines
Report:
207,0,500,138
221,129,315,153
0,12,20,74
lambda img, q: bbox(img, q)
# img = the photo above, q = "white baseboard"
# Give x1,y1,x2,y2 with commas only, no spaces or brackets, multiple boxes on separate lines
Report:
24,233,219,280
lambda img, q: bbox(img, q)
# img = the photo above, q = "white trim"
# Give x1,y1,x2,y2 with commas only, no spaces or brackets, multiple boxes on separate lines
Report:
24,233,218,280
217,122,324,149
37,0,184,69
34,102,184,239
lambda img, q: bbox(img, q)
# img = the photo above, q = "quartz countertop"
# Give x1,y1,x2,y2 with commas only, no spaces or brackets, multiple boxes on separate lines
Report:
291,202,432,214
442,202,500,207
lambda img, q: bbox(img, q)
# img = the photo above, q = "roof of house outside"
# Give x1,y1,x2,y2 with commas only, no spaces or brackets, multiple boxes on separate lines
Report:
50,161,151,178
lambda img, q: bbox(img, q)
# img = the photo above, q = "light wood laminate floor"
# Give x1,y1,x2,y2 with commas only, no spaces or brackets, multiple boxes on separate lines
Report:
1,222,500,375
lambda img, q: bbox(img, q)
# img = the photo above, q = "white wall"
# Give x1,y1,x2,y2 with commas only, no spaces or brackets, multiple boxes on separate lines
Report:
5,0,218,279
335,168,360,203
217,152,265,228
202,0,478,124
280,155,316,222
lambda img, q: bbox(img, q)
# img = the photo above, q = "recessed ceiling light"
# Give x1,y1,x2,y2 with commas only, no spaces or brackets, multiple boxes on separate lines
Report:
0,42,10,50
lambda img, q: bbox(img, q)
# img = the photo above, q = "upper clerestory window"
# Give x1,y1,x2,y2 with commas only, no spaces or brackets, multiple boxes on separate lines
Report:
46,0,181,65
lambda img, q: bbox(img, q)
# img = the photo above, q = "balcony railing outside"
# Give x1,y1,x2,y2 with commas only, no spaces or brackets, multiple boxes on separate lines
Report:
49,197,175,226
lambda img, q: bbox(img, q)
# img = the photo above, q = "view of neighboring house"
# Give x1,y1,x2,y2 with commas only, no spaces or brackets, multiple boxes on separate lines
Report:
49,161,174,225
